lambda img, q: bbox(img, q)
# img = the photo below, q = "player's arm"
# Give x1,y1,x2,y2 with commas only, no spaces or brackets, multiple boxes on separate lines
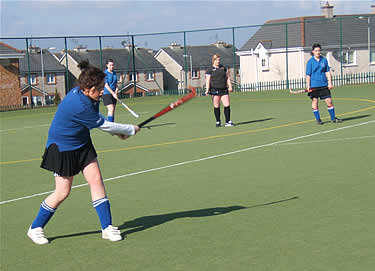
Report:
104,83,118,100
306,75,311,91
326,71,333,89
226,69,232,92
205,74,211,95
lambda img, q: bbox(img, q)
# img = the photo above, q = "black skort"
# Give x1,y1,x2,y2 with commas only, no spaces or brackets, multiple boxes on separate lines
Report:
102,94,117,106
209,88,229,96
40,139,97,177
308,86,331,99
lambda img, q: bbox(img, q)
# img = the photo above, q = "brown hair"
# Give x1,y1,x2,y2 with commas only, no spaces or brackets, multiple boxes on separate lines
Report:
77,60,106,90
212,54,221,65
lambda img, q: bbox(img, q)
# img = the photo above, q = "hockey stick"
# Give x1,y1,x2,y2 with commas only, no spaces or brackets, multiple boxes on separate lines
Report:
138,88,196,128
289,88,316,94
117,99,139,118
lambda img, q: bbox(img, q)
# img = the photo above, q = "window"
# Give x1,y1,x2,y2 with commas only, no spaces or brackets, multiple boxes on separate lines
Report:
192,69,199,79
370,48,375,63
261,56,269,71
32,96,42,106
47,73,56,84
46,95,54,105
129,72,138,81
117,73,123,83
343,50,355,65
28,74,37,85
146,71,154,81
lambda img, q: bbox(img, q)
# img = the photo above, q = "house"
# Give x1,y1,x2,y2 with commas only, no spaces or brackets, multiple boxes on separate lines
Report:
59,46,164,97
0,42,24,107
155,41,240,91
19,46,66,106
237,2,375,87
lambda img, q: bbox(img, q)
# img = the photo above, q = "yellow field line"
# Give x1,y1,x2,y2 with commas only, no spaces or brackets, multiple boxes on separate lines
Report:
1,98,375,165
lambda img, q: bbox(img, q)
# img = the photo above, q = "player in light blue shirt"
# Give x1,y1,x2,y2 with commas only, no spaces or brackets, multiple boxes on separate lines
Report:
27,61,140,245
102,59,118,122
306,43,342,124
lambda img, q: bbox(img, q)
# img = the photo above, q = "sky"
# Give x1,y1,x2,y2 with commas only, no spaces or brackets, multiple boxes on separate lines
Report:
1,0,374,50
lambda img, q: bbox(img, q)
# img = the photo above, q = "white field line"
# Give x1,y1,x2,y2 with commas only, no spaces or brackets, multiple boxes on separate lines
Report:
0,124,50,132
279,135,375,146
1,119,374,206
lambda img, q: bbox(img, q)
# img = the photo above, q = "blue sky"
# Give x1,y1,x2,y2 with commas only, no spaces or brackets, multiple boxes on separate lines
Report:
1,0,374,50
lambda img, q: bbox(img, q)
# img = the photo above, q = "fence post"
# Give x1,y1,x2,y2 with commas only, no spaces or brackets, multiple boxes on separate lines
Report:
285,23,289,89
339,18,343,85
64,37,70,93
232,27,237,91
131,35,136,98
99,36,103,71
25,38,33,108
183,31,187,92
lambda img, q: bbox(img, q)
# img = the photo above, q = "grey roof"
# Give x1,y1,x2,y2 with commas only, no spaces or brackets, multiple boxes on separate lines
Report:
240,15,375,51
19,49,66,74
0,42,24,58
160,44,240,69
67,48,164,71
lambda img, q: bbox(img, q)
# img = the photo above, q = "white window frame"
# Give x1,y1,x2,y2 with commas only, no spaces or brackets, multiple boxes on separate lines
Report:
370,49,375,64
343,50,356,66
47,73,56,84
117,73,123,83
261,56,269,71
129,72,138,82
192,69,199,79
146,71,154,81
29,74,37,85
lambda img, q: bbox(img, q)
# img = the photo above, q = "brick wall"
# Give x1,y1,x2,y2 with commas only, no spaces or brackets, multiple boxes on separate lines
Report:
0,59,22,106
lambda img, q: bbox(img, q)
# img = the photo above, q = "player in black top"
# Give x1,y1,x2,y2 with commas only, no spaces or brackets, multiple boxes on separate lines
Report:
205,54,234,127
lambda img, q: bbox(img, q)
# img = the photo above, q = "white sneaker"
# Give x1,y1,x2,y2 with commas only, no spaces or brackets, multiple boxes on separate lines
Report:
225,121,235,127
102,225,122,242
27,226,49,245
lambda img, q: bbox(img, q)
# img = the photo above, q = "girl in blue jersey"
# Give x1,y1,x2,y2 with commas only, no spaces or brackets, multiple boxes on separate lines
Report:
102,59,118,122
27,61,140,245
306,43,342,124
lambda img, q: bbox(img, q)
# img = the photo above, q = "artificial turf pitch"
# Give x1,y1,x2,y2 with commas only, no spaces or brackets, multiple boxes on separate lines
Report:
1,85,374,270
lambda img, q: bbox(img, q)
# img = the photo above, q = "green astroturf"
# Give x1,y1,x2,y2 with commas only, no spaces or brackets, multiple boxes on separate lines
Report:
1,85,375,271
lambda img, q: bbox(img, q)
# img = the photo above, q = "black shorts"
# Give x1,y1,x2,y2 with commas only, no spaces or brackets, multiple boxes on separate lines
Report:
40,139,97,177
209,88,229,96
102,94,117,106
308,86,331,100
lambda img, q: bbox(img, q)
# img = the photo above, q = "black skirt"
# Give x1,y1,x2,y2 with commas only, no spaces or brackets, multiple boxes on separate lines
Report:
40,139,97,177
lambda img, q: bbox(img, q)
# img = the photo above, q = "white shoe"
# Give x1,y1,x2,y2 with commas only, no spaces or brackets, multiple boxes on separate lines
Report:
225,121,235,127
102,225,122,242
27,226,49,245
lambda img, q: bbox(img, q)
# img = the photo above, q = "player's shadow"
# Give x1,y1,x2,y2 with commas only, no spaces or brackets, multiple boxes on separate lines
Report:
234,118,274,126
142,122,176,129
47,196,298,242
339,114,371,122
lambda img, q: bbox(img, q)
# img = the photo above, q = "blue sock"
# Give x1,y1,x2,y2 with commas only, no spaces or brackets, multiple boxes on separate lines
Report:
93,197,112,230
312,107,321,121
328,106,335,120
107,115,114,122
31,201,56,229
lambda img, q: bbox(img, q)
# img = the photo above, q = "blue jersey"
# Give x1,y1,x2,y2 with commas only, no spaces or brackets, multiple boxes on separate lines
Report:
46,87,105,151
306,56,330,88
104,69,117,95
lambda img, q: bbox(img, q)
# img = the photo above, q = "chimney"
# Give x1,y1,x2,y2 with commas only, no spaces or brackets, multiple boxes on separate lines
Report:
321,1,334,18
168,42,182,49
213,41,231,48
372,4,375,13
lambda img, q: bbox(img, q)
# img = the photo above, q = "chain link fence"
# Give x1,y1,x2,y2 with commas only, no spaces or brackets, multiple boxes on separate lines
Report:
1,15,374,111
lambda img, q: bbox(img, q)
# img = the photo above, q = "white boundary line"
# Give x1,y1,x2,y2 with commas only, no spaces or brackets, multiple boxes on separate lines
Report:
279,135,375,146
1,119,374,206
